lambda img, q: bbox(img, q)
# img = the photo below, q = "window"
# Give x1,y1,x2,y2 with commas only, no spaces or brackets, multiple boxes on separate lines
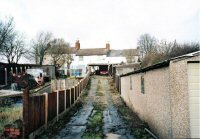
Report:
141,75,145,94
79,56,83,61
130,76,132,90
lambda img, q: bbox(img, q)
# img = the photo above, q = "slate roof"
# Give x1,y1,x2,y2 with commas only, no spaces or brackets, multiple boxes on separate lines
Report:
122,49,140,56
107,49,139,57
63,47,77,54
107,50,124,57
62,46,139,57
76,48,109,56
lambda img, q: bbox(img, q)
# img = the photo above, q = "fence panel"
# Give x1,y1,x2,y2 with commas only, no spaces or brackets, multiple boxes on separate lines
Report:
29,95,45,133
71,88,75,104
25,70,91,137
48,92,57,121
66,89,70,108
75,85,78,100
59,90,65,113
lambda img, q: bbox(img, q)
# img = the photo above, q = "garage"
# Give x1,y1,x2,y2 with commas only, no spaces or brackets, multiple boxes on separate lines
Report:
188,62,200,138
88,63,109,75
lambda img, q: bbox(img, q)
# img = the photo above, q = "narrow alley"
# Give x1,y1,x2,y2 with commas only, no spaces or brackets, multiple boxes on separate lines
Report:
53,76,134,139
39,76,152,139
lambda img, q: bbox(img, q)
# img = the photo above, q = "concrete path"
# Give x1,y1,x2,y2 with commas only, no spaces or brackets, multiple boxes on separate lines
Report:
53,76,135,139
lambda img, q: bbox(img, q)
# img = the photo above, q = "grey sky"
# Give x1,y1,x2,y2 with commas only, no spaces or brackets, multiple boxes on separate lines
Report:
0,0,199,49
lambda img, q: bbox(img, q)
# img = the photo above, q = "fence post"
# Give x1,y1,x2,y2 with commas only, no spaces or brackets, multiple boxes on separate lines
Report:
69,88,71,106
74,86,75,102
82,79,84,91
56,90,59,121
78,82,80,97
23,87,30,139
77,83,79,98
64,80,66,111
44,93,48,129
5,68,7,85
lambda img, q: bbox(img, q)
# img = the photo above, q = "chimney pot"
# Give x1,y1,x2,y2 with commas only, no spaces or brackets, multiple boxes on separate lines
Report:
75,40,80,50
106,42,110,50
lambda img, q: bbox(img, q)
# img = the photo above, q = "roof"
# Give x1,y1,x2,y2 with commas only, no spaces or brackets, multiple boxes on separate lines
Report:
114,63,140,68
107,50,124,57
120,50,200,77
60,46,139,57
76,48,108,56
107,49,139,57
122,49,140,56
66,47,77,54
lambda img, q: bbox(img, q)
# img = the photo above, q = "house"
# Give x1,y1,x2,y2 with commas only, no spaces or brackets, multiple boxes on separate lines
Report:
44,40,139,77
120,51,200,138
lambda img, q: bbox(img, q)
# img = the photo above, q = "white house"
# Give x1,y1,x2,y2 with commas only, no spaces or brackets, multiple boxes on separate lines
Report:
44,40,139,77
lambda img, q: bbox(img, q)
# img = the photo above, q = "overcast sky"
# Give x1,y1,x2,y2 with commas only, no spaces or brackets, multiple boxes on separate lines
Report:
0,0,199,49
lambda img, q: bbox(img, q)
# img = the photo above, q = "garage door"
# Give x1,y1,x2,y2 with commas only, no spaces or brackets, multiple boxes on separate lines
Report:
188,63,200,138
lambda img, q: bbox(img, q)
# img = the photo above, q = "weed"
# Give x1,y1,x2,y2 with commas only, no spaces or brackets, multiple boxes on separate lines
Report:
82,110,104,139
96,91,104,96
0,106,22,133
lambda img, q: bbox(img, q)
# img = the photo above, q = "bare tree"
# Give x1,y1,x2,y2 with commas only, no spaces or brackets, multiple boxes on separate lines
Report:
0,17,14,50
141,39,200,67
137,33,157,59
15,36,28,63
32,32,52,65
1,34,27,64
0,17,28,64
48,38,70,68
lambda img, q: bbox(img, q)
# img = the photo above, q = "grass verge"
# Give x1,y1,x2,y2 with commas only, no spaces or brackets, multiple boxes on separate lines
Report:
0,105,22,133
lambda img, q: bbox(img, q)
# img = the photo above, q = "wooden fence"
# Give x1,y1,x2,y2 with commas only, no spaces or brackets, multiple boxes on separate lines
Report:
115,75,121,93
51,78,78,92
23,71,91,139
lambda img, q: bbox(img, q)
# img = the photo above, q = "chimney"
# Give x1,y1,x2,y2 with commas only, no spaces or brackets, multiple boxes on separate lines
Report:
75,40,80,50
106,42,110,50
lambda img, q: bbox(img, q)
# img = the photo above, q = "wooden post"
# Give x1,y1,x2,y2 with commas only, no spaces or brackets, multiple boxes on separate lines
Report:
56,90,59,121
23,87,30,139
82,79,84,91
5,68,7,85
78,82,80,97
74,86,75,102
69,88,71,106
44,93,48,129
64,80,66,111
